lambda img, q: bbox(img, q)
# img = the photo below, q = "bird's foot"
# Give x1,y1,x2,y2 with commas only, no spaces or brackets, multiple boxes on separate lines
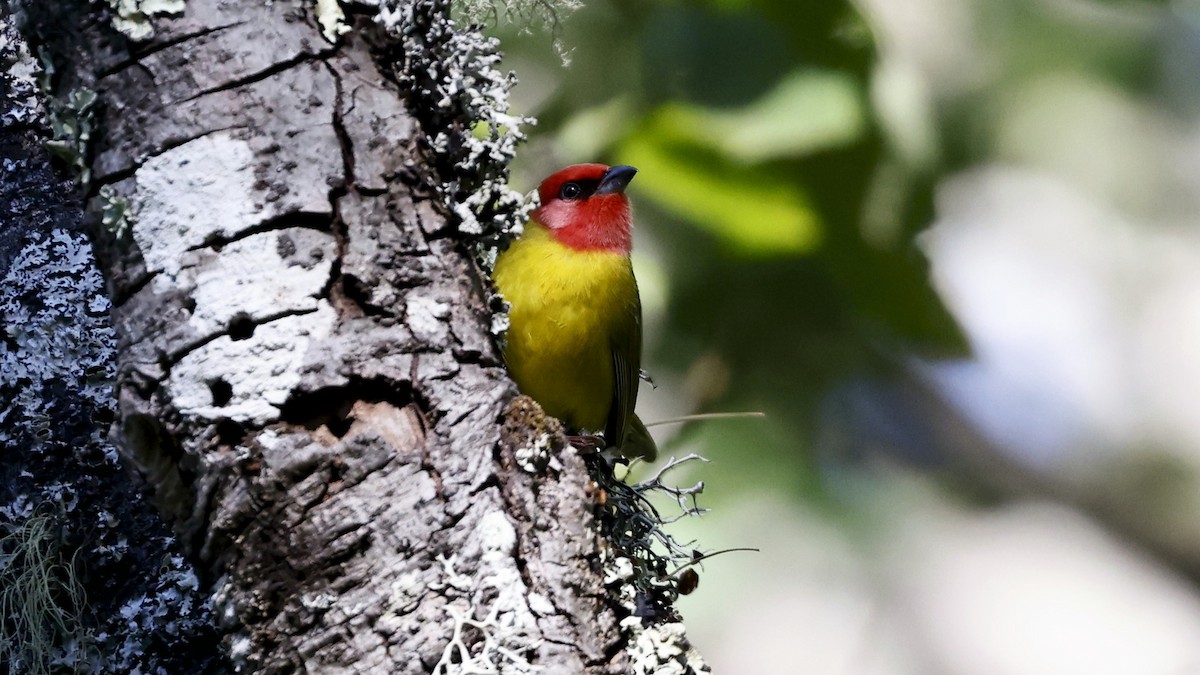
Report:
567,434,606,453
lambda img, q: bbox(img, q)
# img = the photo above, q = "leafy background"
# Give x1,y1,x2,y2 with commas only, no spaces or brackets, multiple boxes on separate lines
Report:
490,0,1200,672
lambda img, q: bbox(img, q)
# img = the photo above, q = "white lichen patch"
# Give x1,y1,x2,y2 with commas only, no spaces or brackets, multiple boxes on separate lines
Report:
478,510,517,558
254,427,284,451
603,553,710,674
431,523,540,675
489,307,510,338
107,0,187,40
167,301,337,424
371,0,534,241
514,433,557,474
476,510,537,641
603,554,635,588
626,620,710,675
184,228,336,335
299,591,337,611
387,571,424,609
227,635,252,665
132,131,333,297
0,230,117,415
315,0,351,43
525,592,553,617
478,513,526,628
132,133,259,291
0,21,45,128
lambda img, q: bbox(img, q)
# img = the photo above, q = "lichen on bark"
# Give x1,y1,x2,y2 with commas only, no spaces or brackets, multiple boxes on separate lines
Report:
1,13,222,673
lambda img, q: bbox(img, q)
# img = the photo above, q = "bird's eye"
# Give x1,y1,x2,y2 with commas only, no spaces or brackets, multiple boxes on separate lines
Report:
559,182,583,200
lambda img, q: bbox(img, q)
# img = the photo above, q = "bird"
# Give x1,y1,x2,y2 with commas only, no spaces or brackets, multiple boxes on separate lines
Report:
492,163,657,460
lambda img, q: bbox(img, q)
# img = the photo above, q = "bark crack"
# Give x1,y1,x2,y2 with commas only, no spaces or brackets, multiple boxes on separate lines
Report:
162,306,321,370
182,211,333,253
97,22,246,79
179,48,338,105
325,61,356,191
112,268,160,309
89,123,250,191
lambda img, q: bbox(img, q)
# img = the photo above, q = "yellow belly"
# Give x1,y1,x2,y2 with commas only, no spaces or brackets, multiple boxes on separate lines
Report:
493,224,637,431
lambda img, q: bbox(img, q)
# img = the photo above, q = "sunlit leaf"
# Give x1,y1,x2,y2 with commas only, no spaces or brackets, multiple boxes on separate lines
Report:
620,116,822,255
639,70,866,164
713,70,867,162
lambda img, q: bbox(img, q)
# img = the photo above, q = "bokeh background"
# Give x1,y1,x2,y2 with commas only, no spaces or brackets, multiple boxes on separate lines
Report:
487,0,1200,672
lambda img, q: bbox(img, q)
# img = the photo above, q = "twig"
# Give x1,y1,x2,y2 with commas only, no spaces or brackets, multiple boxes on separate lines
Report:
642,412,766,428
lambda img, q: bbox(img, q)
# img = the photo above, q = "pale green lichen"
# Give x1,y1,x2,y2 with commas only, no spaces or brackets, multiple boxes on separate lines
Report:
452,0,583,65
106,0,187,41
42,84,97,188
35,43,94,185
98,185,133,240
0,508,87,675
0,230,117,412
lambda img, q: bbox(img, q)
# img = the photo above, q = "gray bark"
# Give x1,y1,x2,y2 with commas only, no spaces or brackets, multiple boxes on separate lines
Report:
9,0,652,672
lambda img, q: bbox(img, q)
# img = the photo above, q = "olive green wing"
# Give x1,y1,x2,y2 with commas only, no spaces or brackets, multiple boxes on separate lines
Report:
607,287,656,460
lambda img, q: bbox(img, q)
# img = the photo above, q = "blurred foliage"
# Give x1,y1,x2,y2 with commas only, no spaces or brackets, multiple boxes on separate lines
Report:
493,0,967,500
486,0,1197,513
488,1,1200,668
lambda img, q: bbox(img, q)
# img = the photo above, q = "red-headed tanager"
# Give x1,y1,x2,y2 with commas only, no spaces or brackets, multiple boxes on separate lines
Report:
493,163,657,460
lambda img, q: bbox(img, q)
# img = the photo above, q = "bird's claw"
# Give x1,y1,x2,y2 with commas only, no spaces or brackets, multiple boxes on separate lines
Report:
567,433,606,453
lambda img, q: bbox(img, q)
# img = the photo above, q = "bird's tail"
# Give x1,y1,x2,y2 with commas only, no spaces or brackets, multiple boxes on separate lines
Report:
620,414,658,462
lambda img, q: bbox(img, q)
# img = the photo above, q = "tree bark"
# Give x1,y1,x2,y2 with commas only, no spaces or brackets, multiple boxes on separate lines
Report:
6,1,714,672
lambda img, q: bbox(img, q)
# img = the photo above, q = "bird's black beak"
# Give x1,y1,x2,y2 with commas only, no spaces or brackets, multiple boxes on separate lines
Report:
595,165,638,195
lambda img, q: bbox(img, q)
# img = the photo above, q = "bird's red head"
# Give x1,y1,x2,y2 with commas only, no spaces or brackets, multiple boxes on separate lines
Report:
533,163,637,254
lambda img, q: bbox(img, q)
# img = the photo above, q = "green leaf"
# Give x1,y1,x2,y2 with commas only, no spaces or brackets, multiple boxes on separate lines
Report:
704,69,867,163
637,69,866,164
619,120,822,255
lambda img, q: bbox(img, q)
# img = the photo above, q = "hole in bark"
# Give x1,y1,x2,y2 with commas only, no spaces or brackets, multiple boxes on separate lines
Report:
327,415,353,438
215,418,245,446
228,313,255,341
93,407,115,426
200,231,225,252
280,378,417,439
209,379,233,406
336,272,389,318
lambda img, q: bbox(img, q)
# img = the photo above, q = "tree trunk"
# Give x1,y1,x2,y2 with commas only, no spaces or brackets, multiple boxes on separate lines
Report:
6,0,708,672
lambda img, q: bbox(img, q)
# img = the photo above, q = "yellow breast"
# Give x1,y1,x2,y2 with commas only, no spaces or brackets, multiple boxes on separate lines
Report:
493,223,637,431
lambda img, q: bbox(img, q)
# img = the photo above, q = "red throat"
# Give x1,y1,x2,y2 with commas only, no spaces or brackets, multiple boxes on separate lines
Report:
534,197,632,254
534,163,634,254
